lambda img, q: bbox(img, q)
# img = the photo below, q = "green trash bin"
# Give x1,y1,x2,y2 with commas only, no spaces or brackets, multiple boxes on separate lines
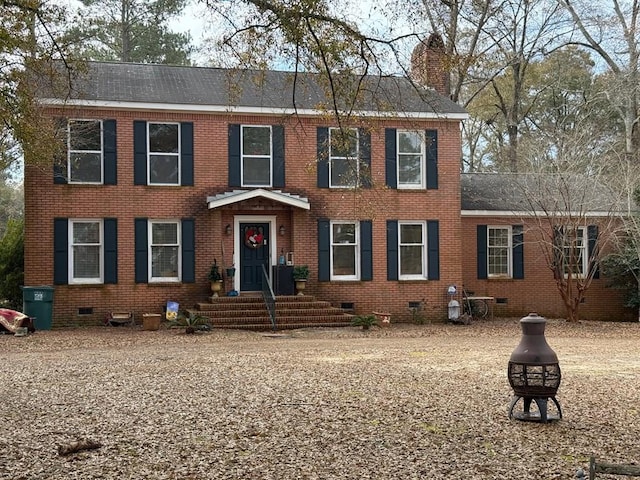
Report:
21,286,55,330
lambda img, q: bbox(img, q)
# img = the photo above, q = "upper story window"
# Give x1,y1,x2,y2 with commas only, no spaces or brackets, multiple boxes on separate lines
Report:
149,220,181,282
397,130,426,189
399,222,426,279
148,122,180,185
331,221,360,280
488,226,512,278
329,128,359,188
68,120,103,184
70,220,102,284
242,125,272,186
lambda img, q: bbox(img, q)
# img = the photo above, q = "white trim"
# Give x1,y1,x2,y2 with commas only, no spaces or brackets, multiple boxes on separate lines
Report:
207,189,310,210
148,220,181,283
330,220,360,281
461,210,613,217
39,98,469,120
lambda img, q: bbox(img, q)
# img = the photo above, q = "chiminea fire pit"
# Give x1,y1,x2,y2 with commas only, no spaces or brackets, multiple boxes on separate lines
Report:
508,313,562,423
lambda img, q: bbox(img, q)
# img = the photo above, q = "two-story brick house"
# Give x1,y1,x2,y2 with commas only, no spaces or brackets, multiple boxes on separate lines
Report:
25,36,477,327
24,34,634,327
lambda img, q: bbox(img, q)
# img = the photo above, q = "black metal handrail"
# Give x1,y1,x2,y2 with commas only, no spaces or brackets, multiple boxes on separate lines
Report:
261,264,276,331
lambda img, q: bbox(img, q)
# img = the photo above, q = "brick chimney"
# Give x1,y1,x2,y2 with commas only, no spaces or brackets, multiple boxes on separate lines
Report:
411,33,451,97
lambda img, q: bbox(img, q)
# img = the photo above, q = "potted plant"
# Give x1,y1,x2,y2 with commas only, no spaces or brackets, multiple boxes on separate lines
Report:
208,259,223,297
292,265,309,295
351,314,378,331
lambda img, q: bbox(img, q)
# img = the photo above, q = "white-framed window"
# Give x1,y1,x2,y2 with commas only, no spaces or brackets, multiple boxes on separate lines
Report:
242,125,272,186
329,127,359,188
562,226,587,278
488,226,512,278
148,122,180,185
331,221,359,280
68,119,103,184
397,130,425,189
399,222,426,279
69,220,102,284
149,220,181,282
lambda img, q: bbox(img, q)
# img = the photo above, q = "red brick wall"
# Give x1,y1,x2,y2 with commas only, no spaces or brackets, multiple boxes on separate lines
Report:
24,108,464,326
460,216,635,321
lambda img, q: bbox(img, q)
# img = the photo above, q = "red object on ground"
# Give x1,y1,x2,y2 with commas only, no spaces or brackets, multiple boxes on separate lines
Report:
0,308,35,333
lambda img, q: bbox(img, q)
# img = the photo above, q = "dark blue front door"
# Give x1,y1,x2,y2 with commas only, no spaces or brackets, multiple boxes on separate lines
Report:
240,223,270,291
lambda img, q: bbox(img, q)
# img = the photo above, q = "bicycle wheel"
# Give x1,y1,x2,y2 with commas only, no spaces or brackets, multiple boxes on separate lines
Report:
471,299,489,318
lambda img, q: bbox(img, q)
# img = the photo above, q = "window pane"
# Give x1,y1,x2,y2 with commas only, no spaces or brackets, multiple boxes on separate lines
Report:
398,155,422,185
330,129,357,157
243,126,271,155
398,131,422,154
488,248,509,275
400,246,423,275
489,228,509,247
69,120,101,151
73,222,100,244
73,245,100,278
400,224,422,244
149,155,179,184
333,245,356,275
70,152,102,183
152,223,178,244
151,246,179,277
331,158,357,187
149,123,179,153
333,223,356,243
243,157,271,185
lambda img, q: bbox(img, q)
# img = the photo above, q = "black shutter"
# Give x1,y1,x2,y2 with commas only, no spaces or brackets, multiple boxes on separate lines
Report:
317,127,329,188
228,124,241,187
360,220,373,281
318,219,330,281
182,218,195,283
181,122,194,186
477,225,488,279
53,218,68,284
104,218,118,284
552,226,563,280
359,128,372,188
53,118,68,184
385,128,397,189
134,218,148,283
103,119,117,185
513,225,524,279
426,129,438,189
273,125,285,187
427,220,440,280
588,225,600,279
133,121,147,185
386,220,398,281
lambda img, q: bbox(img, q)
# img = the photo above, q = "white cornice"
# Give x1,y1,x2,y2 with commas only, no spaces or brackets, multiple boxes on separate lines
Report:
461,210,619,217
39,98,469,120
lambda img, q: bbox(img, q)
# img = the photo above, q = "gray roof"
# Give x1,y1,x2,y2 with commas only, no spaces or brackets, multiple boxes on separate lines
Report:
41,61,467,116
461,173,627,214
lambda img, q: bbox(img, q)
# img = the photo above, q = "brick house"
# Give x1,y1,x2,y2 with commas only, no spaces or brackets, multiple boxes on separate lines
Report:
24,38,633,327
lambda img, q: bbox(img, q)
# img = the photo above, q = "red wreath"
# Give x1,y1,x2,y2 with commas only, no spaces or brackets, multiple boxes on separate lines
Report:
244,226,264,249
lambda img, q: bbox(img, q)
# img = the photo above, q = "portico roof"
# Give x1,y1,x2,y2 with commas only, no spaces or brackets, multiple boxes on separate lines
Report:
206,189,311,210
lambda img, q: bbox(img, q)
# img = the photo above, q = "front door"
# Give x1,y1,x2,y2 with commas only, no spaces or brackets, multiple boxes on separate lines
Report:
240,223,270,291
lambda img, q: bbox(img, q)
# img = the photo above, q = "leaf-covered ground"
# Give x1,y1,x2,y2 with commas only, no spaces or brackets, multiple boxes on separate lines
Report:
1,318,639,479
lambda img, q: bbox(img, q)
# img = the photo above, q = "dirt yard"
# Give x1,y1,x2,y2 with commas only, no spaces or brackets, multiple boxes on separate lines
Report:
1,318,639,479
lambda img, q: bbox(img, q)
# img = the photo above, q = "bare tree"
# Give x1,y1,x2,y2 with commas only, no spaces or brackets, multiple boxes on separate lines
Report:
560,0,640,162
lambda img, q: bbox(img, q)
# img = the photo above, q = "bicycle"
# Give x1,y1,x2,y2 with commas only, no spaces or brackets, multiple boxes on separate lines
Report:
462,287,490,320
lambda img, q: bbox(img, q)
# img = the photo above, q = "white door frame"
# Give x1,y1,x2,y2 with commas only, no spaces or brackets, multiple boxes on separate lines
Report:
233,215,277,292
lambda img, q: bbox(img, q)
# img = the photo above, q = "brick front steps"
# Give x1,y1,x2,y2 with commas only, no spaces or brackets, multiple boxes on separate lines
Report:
191,294,354,331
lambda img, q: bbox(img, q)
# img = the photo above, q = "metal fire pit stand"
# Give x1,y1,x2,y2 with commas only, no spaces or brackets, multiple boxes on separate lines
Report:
508,393,562,423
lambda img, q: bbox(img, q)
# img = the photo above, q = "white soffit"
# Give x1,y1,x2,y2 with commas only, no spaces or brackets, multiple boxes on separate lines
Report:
207,189,311,210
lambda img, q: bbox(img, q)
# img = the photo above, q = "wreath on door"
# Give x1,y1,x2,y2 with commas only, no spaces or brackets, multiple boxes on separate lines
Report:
244,226,264,249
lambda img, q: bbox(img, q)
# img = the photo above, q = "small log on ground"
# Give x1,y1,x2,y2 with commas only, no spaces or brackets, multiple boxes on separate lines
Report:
58,438,103,456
